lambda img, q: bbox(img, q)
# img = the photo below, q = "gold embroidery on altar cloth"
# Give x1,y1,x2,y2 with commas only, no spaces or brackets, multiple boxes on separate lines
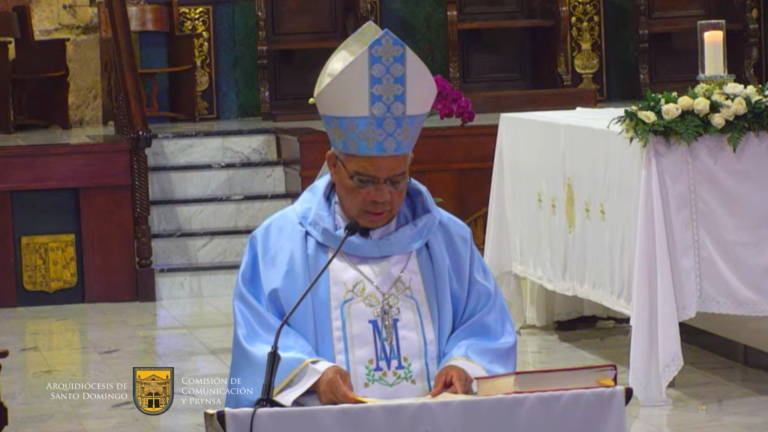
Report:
566,178,575,234
21,234,77,293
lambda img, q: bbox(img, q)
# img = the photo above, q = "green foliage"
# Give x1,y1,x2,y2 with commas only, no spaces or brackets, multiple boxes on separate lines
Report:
612,82,768,152
365,361,415,388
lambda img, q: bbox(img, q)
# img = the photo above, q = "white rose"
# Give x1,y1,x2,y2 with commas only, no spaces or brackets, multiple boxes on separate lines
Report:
693,97,711,116
694,84,709,97
720,102,737,121
677,96,694,111
712,92,728,103
733,97,748,116
661,103,682,120
723,83,746,97
637,110,658,124
710,113,726,129
746,85,760,101
623,122,636,139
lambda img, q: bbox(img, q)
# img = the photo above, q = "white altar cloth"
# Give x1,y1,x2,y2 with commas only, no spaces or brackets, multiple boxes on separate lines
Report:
485,108,768,406
222,387,627,432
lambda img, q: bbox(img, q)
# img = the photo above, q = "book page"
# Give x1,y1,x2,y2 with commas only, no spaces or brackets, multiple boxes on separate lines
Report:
355,392,475,404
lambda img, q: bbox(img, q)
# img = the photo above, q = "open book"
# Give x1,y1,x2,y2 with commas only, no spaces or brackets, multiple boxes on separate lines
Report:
354,392,475,404
475,364,618,397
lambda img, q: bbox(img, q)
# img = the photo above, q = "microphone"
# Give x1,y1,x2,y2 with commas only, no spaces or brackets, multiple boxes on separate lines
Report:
253,220,364,410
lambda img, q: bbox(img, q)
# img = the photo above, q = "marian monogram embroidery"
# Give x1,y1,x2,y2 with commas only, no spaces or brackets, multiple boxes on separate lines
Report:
344,279,416,388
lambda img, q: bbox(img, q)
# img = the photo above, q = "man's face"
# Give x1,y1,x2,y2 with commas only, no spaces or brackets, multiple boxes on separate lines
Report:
327,151,412,229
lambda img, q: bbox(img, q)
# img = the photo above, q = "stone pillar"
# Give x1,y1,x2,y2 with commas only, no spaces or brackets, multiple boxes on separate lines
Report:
22,0,102,126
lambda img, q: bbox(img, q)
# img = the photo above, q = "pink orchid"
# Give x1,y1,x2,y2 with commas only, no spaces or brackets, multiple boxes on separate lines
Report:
432,75,475,126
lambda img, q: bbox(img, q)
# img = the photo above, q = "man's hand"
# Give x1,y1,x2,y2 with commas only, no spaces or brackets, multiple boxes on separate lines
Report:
310,366,361,405
430,365,473,397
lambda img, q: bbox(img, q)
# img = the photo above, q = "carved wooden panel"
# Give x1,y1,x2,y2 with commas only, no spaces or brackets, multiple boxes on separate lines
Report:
650,32,698,82
269,0,337,37
649,0,709,19
80,187,136,303
637,0,764,94
259,0,377,120
272,49,335,101
460,29,530,90
0,192,16,307
459,0,524,15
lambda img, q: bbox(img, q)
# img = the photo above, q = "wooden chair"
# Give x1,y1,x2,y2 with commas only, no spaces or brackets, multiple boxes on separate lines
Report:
444,0,597,113
99,0,198,125
255,0,380,121
0,6,70,134
465,208,488,255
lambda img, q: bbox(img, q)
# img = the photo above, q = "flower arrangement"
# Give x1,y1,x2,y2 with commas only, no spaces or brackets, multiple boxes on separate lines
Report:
610,81,768,151
432,75,475,126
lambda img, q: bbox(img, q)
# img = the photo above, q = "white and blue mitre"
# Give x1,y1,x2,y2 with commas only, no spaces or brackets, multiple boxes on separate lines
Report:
313,22,437,156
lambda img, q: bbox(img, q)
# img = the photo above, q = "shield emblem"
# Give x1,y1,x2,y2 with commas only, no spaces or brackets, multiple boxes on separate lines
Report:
134,367,174,415
21,234,77,293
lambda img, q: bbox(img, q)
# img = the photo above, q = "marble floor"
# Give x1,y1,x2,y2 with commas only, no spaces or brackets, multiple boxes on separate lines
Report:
1,299,767,432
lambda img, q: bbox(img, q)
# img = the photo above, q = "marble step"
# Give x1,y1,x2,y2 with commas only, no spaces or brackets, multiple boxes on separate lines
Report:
152,230,250,266
155,264,240,300
148,133,277,166
150,194,293,233
148,162,286,201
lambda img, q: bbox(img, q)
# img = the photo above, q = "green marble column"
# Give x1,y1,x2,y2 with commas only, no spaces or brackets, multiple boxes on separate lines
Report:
214,1,260,119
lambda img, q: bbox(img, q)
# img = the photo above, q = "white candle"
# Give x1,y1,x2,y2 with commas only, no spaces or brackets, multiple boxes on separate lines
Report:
704,30,725,75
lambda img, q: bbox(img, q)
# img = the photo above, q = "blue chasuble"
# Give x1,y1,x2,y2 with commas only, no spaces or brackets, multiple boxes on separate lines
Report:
225,175,517,407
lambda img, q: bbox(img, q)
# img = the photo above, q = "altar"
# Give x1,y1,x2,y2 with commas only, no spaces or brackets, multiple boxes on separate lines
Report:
484,107,768,406
210,387,628,432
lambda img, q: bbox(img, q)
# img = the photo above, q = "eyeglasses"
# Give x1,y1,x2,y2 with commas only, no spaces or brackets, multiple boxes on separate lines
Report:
336,157,410,192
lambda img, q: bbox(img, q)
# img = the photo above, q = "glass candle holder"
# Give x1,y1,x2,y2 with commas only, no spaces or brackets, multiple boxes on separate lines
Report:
697,20,732,81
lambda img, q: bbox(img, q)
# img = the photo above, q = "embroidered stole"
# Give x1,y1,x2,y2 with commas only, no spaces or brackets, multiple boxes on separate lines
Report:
329,251,438,399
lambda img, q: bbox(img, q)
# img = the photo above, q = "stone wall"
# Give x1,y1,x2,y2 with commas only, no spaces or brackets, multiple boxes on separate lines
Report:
3,0,101,126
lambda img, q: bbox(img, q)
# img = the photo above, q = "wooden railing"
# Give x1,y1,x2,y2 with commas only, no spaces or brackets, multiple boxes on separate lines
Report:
102,0,156,301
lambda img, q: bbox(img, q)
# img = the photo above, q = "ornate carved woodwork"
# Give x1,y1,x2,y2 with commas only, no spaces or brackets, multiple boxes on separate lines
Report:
99,0,198,125
178,5,217,118
636,0,765,94
445,0,599,113
103,0,157,301
0,6,70,134
255,0,380,121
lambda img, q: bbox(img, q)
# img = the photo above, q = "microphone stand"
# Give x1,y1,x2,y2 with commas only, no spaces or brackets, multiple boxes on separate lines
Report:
252,221,363,412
